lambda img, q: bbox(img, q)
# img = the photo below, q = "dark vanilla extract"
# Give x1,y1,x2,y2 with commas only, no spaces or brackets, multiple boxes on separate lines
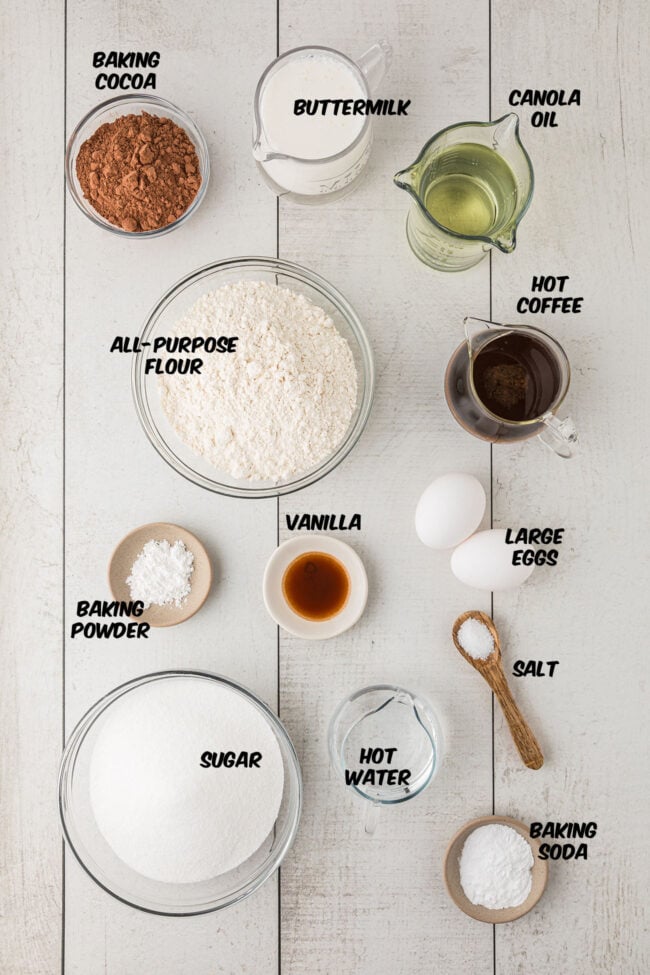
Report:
282,552,350,622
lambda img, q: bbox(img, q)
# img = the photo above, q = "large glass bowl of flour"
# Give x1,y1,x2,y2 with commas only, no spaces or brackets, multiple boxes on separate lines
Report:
59,671,302,915
132,257,375,498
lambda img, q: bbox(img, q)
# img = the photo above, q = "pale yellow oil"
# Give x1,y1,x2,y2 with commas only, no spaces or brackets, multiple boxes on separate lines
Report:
423,143,518,237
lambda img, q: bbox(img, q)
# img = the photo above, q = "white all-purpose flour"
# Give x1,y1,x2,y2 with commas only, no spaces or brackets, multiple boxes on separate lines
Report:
159,280,358,482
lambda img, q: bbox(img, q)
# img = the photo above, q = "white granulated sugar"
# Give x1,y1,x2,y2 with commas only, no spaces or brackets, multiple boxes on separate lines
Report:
459,824,534,909
457,617,495,660
159,281,358,482
126,538,194,609
89,678,285,884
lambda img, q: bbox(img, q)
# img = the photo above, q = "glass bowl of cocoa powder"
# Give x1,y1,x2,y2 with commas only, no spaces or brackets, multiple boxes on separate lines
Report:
66,94,210,238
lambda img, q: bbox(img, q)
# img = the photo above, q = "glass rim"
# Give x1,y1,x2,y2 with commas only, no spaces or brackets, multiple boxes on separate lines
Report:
467,322,571,426
328,683,443,806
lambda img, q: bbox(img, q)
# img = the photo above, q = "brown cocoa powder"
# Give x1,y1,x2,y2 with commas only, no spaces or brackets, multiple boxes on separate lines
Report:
75,111,202,232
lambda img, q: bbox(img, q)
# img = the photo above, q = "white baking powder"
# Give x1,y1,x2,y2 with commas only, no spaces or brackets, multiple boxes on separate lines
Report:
159,281,358,482
457,617,495,660
89,677,285,884
126,538,194,608
459,824,534,909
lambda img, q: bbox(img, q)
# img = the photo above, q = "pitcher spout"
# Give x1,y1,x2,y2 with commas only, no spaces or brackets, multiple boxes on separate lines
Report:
491,112,521,151
357,40,392,93
493,228,517,254
393,166,416,192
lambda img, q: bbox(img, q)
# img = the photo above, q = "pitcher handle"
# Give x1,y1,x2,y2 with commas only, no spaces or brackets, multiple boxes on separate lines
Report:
364,800,381,835
357,41,392,93
538,413,578,459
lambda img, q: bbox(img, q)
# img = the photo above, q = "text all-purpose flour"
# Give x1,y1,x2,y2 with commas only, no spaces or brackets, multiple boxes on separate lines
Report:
158,281,358,482
89,677,285,884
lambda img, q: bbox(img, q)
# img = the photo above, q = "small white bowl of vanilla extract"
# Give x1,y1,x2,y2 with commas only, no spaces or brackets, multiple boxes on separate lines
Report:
262,536,368,639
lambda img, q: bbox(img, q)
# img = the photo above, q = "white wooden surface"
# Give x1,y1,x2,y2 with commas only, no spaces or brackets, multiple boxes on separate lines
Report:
2,0,649,973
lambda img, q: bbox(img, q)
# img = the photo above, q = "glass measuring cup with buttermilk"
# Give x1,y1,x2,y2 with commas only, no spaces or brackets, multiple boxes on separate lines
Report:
253,42,391,203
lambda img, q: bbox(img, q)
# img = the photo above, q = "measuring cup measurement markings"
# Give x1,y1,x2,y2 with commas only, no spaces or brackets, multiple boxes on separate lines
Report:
445,317,577,457
329,686,443,835
394,113,534,272
253,42,392,203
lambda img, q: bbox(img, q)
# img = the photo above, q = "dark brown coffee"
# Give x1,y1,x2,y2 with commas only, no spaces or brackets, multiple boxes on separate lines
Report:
445,330,564,444
472,332,562,422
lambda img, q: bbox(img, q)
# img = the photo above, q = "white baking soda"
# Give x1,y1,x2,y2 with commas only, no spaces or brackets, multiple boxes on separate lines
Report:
459,824,533,909
258,51,371,196
89,678,284,884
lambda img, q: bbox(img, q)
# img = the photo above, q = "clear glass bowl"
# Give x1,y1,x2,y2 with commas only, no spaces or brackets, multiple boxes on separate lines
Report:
132,257,375,498
65,94,210,238
59,671,302,916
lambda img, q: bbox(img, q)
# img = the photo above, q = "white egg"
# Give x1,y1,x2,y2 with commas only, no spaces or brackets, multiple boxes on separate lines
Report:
415,473,486,549
451,529,534,591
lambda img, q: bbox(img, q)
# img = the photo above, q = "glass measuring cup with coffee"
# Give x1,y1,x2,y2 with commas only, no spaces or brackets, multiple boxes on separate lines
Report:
329,685,444,835
445,317,577,457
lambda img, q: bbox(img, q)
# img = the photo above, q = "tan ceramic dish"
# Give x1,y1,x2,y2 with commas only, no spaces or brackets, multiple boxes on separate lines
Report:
443,815,548,923
108,522,212,627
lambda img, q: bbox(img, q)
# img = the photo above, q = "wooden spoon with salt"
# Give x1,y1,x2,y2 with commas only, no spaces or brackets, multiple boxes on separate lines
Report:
452,610,544,770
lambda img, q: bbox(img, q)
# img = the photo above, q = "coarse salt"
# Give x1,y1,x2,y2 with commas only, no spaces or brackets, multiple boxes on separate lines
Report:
457,617,495,660
126,538,194,609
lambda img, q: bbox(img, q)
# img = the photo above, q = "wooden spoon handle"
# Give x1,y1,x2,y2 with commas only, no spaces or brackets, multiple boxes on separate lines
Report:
490,670,544,770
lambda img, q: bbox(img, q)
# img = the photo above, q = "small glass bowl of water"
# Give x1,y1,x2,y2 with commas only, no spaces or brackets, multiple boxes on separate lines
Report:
328,684,444,833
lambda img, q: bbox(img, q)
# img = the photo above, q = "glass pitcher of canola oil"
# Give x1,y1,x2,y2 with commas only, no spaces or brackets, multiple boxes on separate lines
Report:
253,41,392,204
328,685,443,835
394,113,534,271
445,317,577,457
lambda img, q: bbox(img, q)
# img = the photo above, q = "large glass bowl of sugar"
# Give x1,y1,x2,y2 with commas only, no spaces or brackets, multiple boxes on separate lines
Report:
59,671,302,915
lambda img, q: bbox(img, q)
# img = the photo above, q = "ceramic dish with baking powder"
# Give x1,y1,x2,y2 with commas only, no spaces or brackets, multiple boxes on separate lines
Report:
443,815,548,923
263,536,368,639
108,522,212,627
